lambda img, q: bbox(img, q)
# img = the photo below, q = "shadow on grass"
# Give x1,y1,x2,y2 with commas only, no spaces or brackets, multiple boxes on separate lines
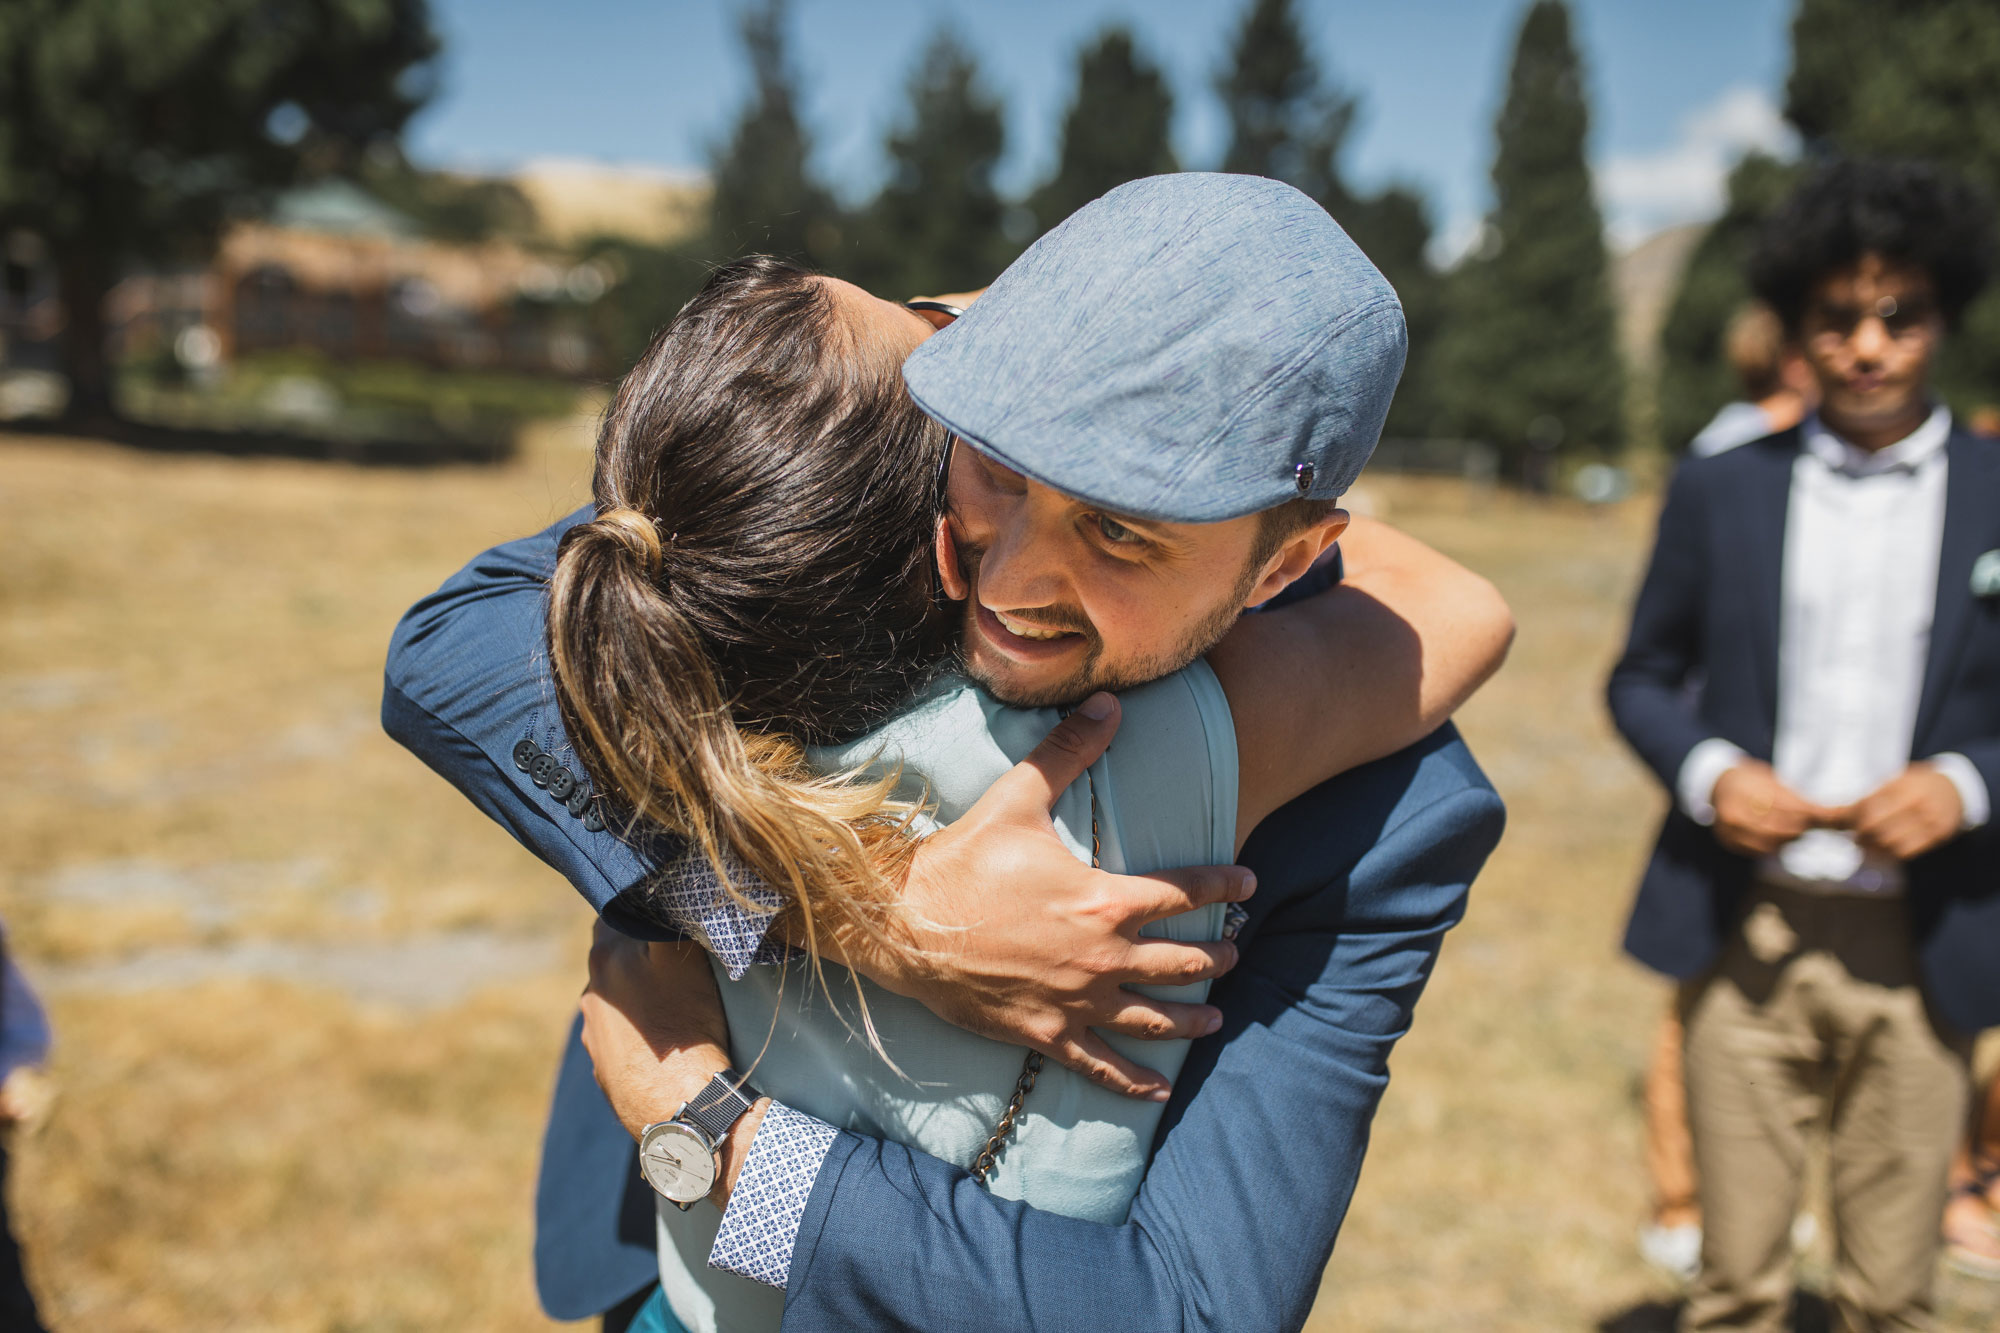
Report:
1,412,515,467
1598,1292,1831,1333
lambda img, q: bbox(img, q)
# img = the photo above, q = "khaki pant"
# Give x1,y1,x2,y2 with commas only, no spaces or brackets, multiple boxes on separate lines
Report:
1680,886,1971,1333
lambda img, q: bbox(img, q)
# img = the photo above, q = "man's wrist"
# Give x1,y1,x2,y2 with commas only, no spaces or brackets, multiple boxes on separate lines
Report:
1924,753,1990,830
711,1096,770,1207
1678,739,1749,826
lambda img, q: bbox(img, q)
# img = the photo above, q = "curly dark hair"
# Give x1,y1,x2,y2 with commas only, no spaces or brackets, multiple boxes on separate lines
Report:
1748,158,1995,331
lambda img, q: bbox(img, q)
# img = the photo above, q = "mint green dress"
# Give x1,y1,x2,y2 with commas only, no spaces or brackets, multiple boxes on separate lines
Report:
656,663,1238,1333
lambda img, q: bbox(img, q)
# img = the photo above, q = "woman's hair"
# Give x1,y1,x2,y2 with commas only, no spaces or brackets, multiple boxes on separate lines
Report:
1749,157,1995,331
548,255,953,965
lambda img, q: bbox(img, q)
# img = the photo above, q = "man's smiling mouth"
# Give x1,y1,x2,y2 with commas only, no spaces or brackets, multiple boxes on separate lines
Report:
991,607,1076,641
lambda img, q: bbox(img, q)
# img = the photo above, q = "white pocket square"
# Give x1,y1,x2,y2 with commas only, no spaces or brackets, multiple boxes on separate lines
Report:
1973,549,2000,598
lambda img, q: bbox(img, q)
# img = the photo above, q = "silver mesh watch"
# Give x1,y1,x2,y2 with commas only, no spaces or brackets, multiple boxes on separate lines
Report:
636,1068,763,1211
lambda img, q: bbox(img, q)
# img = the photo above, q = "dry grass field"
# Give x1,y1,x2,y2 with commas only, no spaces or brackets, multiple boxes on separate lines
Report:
2,421,1993,1331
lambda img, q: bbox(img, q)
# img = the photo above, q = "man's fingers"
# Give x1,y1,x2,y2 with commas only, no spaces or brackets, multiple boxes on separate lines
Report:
991,694,1122,814
1099,998,1225,1043
1052,1033,1172,1102
1128,864,1257,924
1121,938,1239,988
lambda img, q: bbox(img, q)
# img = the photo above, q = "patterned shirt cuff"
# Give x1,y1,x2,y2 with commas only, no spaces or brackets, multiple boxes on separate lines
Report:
1926,752,1991,831
644,853,789,980
707,1102,838,1290
1677,738,1749,827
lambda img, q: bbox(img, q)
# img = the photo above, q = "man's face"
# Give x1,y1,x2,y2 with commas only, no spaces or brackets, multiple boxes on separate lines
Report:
941,446,1342,708
1797,253,1941,439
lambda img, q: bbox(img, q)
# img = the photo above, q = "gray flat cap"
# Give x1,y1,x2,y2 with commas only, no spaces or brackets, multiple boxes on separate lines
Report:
902,172,1406,523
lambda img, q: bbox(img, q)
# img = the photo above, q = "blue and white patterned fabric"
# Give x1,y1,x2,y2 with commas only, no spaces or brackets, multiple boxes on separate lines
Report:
647,855,788,980
707,1104,838,1289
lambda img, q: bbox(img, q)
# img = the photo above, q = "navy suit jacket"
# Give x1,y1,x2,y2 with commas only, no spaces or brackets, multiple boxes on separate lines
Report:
1606,426,2000,1035
384,507,1506,1329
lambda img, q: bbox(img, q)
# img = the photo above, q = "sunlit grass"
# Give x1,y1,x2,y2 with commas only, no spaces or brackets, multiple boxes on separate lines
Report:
1,430,1990,1330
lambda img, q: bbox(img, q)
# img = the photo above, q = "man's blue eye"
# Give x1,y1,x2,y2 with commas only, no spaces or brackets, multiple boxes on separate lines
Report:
1097,515,1140,545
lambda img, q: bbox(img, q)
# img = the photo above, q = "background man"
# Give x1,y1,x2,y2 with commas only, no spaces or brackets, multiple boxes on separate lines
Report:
385,174,1509,1329
1608,157,2000,1333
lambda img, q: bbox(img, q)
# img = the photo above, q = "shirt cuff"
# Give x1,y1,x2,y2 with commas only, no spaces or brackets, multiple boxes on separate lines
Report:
1926,752,1991,831
1677,739,1749,827
644,854,789,980
707,1102,839,1290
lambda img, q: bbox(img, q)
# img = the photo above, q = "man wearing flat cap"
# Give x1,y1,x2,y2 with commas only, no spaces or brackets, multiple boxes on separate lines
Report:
385,174,1508,1331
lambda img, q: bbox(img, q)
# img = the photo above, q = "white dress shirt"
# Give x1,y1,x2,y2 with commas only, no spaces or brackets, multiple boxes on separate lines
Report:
1678,407,1991,892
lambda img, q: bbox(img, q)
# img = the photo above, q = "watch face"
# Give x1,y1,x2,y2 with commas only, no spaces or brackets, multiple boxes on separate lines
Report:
639,1121,717,1204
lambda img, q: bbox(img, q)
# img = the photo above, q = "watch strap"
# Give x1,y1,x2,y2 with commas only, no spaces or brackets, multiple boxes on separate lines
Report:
679,1068,761,1144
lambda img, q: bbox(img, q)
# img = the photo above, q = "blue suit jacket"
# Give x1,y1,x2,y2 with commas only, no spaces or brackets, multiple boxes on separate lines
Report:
384,507,1506,1328
1606,427,2000,1034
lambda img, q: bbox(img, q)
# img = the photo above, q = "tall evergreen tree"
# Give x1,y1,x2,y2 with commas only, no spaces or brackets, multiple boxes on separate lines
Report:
1654,154,1800,452
707,0,841,266
858,29,1012,299
1030,27,1178,234
1787,0,2000,197
0,0,438,421
1214,0,1442,435
1216,0,1354,204
1434,0,1625,473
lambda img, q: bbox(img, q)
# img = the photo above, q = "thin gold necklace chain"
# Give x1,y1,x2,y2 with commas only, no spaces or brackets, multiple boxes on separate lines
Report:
970,741,1100,1187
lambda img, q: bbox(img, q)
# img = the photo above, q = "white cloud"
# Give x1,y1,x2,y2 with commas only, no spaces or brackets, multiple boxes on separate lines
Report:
1595,85,1797,249
1429,212,1489,269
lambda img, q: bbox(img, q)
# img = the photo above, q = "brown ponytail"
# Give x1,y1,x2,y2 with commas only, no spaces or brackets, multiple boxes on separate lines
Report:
547,256,952,969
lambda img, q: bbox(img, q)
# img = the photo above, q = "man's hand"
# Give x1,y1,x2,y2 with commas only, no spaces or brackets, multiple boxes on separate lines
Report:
1711,759,1838,858
856,694,1254,1103
1828,763,1965,861
580,925,765,1208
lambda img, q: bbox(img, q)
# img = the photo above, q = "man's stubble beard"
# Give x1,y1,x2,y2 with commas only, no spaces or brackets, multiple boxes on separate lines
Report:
951,540,1257,709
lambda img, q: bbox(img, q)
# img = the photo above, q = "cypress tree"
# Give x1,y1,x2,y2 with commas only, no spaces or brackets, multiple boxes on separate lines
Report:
1216,0,1355,212
707,0,842,267
857,29,1012,299
1030,27,1178,234
1214,0,1443,436
0,0,438,422
1435,0,1625,475
1654,154,1800,452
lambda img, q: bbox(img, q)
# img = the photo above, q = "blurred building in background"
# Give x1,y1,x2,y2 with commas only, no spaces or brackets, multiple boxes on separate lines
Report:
4,165,709,392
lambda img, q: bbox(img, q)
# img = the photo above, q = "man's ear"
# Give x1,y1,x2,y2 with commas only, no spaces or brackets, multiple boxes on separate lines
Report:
1242,510,1350,608
935,515,970,601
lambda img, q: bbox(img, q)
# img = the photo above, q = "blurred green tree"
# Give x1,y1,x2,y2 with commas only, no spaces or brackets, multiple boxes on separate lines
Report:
1029,27,1178,234
1653,154,1801,452
0,0,438,422
855,29,1013,298
1434,0,1625,477
1214,0,1443,437
707,0,843,267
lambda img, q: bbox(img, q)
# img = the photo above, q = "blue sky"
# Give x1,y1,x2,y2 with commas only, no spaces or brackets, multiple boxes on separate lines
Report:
407,0,1800,259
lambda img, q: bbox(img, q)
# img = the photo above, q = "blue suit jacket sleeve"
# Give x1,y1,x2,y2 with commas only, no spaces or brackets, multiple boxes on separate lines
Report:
1606,461,1719,789
779,727,1504,1333
381,504,684,940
